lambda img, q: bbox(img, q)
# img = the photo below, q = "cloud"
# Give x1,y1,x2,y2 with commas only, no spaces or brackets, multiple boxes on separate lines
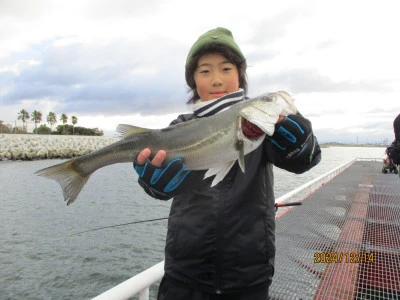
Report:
249,68,390,95
1,37,190,116
1,0,400,143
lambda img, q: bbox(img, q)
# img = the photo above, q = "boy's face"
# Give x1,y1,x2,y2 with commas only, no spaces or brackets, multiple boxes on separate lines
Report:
194,53,239,102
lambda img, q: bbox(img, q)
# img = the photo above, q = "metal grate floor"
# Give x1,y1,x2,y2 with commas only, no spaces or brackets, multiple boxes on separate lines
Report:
270,161,400,300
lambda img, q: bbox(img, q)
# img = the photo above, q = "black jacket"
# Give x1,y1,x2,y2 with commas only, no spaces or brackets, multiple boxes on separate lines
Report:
163,112,321,294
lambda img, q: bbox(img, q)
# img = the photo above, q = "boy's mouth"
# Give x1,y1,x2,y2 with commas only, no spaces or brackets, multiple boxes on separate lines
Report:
210,91,226,98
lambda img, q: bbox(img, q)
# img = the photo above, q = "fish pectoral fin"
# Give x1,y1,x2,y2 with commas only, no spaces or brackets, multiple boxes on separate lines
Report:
116,124,153,139
204,161,236,186
238,143,245,172
235,137,245,173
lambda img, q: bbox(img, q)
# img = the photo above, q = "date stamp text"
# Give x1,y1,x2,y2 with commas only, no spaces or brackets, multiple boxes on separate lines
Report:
314,252,374,263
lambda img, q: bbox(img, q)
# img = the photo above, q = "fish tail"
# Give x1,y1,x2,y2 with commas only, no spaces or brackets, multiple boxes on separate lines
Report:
35,159,90,205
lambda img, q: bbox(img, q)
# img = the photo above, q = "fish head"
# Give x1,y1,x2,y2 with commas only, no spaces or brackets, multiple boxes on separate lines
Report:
239,91,298,136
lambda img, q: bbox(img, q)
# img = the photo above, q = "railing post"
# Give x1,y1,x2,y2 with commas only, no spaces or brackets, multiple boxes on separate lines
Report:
92,261,164,300
138,288,149,300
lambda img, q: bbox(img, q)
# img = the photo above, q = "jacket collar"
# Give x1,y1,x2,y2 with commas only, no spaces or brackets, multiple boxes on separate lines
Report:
192,89,245,118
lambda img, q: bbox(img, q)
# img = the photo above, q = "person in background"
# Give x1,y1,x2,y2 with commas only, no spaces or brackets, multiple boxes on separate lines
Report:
386,113,400,166
133,27,321,300
393,113,400,142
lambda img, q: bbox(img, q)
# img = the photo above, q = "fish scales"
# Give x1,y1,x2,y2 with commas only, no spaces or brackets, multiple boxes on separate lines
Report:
35,91,297,205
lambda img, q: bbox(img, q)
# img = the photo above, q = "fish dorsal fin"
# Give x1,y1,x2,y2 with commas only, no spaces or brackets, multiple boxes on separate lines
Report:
116,124,153,139
161,117,200,132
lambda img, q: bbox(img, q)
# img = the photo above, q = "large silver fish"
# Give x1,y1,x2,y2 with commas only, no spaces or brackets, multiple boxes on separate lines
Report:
35,91,297,205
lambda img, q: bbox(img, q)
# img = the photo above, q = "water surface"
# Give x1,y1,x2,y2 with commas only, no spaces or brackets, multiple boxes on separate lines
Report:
0,147,386,299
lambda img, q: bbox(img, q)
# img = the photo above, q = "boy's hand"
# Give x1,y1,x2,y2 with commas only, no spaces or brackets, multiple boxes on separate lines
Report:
134,149,191,200
269,114,313,160
136,148,166,166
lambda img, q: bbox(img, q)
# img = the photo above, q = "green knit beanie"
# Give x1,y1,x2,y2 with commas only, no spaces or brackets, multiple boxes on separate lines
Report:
185,27,245,67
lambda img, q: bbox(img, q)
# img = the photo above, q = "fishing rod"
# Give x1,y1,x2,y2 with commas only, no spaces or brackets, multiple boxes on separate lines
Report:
67,217,169,237
67,202,302,237
275,201,302,211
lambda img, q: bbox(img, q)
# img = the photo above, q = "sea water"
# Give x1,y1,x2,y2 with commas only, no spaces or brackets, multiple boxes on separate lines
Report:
0,147,386,299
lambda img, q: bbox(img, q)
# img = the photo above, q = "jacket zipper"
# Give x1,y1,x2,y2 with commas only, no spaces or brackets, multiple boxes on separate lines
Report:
215,188,225,294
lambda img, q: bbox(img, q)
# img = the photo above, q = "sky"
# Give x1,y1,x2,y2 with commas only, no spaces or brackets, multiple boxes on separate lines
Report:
1,0,399,144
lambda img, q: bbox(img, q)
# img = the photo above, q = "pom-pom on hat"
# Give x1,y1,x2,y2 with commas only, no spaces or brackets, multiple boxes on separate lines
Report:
185,27,245,79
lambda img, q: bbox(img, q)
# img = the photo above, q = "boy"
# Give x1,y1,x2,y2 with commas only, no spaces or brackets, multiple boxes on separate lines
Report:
134,27,321,299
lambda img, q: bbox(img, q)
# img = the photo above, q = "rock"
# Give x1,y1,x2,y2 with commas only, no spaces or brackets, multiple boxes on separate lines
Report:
36,149,48,159
0,134,118,161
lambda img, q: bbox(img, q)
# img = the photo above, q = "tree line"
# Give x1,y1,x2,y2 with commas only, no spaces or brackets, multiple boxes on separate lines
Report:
0,109,103,136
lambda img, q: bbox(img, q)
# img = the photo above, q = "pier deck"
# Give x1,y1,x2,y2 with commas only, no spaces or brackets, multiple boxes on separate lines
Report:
270,160,400,299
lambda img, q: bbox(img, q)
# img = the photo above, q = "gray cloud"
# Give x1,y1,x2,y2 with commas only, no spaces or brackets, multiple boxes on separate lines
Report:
0,0,161,19
249,68,390,94
0,0,49,19
315,40,336,50
1,36,393,122
243,8,300,65
245,8,300,45
1,37,190,116
314,126,393,144
84,0,164,19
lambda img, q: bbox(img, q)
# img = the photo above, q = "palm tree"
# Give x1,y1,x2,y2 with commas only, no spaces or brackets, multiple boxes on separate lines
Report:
47,112,57,132
60,113,68,134
18,109,30,132
71,116,78,135
31,110,43,134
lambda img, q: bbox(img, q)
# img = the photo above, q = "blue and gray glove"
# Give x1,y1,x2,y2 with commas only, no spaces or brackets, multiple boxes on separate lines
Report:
269,114,314,161
134,157,191,200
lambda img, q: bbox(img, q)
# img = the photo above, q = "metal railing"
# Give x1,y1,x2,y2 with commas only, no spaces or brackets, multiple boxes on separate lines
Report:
92,158,374,300
275,158,356,218
92,261,165,300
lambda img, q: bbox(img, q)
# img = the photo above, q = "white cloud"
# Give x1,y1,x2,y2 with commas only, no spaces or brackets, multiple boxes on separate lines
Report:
1,0,400,143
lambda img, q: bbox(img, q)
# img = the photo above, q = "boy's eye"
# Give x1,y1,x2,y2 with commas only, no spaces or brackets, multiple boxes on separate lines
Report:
199,69,209,74
223,67,232,71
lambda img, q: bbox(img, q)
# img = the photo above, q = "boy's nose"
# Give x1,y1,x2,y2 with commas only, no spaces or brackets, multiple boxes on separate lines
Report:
211,74,223,86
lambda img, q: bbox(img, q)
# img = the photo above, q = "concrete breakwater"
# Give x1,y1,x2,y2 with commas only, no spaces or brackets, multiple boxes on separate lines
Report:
0,134,119,161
